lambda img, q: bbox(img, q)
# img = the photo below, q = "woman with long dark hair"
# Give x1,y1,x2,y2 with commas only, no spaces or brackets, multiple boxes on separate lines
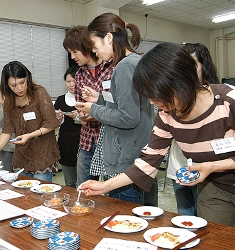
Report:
0,61,60,181
76,13,154,204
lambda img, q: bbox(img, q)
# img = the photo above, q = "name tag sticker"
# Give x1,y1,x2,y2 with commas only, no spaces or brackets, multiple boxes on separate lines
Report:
102,80,111,90
210,137,235,155
102,91,114,103
23,112,36,121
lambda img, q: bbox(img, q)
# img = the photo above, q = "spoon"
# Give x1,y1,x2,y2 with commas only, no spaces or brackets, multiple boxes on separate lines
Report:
76,189,82,205
15,168,25,176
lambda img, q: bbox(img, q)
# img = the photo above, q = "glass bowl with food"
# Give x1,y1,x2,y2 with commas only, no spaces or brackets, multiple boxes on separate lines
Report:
63,198,95,216
41,192,70,208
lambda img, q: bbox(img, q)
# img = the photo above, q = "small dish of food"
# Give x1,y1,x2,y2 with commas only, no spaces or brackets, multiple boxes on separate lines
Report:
41,192,70,208
30,184,61,193
63,198,95,216
12,180,41,188
171,215,207,230
132,206,164,220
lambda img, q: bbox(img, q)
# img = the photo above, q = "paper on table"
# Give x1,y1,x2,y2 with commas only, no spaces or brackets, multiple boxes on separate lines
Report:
93,238,158,250
0,189,24,200
0,238,20,250
25,205,67,221
0,181,6,185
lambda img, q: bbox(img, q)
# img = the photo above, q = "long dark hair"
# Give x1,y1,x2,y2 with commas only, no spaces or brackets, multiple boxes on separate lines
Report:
87,12,141,66
133,42,208,117
182,43,219,84
0,61,38,115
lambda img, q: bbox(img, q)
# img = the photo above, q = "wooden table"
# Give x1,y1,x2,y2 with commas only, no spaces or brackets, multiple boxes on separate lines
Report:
0,175,234,250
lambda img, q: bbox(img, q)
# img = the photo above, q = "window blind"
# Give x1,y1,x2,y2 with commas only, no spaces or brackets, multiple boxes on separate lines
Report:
0,21,68,98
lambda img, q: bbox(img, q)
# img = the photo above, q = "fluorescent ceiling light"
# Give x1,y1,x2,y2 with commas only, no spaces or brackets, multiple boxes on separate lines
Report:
212,12,235,23
142,0,165,6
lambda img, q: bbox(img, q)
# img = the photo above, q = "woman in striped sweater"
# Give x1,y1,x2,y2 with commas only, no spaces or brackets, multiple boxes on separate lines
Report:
80,42,235,226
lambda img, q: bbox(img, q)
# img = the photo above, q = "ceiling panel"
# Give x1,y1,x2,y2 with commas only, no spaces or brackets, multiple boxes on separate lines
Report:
61,0,235,30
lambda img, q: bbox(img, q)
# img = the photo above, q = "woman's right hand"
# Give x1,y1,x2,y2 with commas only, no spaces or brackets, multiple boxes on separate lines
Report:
81,86,99,103
55,109,64,123
78,180,106,196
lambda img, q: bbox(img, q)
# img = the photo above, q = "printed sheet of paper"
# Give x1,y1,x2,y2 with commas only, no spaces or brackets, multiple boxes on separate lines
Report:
25,205,67,221
0,189,24,200
94,238,158,250
0,238,20,250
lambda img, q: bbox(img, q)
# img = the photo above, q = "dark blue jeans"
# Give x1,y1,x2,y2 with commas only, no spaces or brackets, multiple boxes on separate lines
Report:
172,179,197,215
108,183,143,204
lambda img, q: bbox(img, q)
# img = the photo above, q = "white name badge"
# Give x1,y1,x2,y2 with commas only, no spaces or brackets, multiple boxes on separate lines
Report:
102,80,111,90
102,91,114,103
210,137,235,155
23,112,36,121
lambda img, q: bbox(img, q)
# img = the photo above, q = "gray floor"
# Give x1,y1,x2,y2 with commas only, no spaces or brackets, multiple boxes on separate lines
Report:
52,164,177,214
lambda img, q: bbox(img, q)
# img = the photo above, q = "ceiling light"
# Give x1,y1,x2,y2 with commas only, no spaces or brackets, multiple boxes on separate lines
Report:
212,12,235,23
142,0,165,6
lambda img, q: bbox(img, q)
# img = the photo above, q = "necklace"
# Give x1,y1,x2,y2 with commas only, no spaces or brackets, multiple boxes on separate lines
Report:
16,96,30,107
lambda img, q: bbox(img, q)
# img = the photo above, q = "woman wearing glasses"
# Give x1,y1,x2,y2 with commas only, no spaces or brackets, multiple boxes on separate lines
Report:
0,61,60,182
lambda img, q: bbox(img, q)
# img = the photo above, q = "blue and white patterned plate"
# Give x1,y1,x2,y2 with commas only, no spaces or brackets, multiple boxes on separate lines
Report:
48,232,80,249
10,217,34,228
176,167,200,183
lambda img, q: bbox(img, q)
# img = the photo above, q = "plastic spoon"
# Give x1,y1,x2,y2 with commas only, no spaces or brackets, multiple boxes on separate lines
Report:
76,189,81,205
15,168,25,176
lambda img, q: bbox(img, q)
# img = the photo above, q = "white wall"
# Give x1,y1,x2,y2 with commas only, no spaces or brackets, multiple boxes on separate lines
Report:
0,0,84,27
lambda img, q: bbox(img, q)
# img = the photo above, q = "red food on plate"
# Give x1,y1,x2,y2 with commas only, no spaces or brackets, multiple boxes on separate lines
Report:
181,221,193,226
143,211,151,216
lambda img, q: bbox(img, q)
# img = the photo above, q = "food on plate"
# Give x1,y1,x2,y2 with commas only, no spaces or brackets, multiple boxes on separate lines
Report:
150,231,181,247
39,185,54,192
143,211,151,216
17,181,33,187
108,220,142,231
71,205,91,214
181,221,193,227
48,198,63,206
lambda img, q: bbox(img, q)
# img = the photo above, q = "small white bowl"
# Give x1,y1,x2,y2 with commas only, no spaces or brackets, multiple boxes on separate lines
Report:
132,206,164,220
0,170,9,180
2,173,19,182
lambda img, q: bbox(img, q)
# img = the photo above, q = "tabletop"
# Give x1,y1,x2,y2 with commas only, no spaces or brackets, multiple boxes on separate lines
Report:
0,175,234,250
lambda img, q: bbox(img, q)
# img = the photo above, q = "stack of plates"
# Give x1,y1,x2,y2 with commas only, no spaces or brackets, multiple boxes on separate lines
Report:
48,232,80,250
30,219,60,239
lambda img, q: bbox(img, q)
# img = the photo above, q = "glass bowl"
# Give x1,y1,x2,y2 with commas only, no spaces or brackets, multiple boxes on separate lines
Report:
40,192,70,208
63,198,95,216
2,172,18,182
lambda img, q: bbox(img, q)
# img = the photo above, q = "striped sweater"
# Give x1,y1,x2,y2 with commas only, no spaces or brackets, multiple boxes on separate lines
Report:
125,84,235,193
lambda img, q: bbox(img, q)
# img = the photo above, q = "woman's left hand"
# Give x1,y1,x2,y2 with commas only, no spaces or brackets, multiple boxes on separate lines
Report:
75,102,92,114
11,134,32,146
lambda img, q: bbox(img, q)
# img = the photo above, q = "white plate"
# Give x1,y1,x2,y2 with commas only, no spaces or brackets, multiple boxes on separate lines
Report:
100,215,148,233
144,227,200,249
11,180,41,188
132,206,164,220
30,184,61,193
171,215,207,229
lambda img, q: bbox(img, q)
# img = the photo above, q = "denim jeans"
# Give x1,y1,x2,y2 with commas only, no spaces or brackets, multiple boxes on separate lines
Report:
77,139,99,187
143,178,158,206
172,179,197,216
61,164,77,188
21,171,53,182
108,183,143,204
